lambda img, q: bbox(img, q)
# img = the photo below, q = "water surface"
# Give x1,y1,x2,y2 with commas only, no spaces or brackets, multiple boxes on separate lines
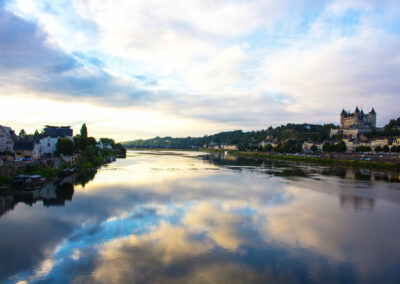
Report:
1,151,400,283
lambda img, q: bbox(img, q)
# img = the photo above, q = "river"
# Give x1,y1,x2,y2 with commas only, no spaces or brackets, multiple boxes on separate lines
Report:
1,150,400,283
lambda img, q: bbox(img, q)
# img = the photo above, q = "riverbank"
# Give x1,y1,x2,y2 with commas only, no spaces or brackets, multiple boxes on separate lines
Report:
0,149,124,188
205,149,400,171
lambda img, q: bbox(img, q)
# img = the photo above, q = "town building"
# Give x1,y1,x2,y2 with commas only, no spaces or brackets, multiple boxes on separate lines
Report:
331,107,377,139
222,145,238,150
0,125,16,152
14,139,42,160
96,142,104,149
392,137,400,146
302,141,322,152
343,139,357,153
39,126,73,156
371,138,391,149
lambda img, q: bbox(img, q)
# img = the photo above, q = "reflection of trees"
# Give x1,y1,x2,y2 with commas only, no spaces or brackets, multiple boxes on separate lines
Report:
203,153,400,183
0,179,77,217
74,169,97,188
56,182,74,201
340,195,375,211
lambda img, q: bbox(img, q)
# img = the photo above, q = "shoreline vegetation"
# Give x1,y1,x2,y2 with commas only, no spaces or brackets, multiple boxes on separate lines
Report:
126,148,400,171
0,123,126,189
0,148,125,189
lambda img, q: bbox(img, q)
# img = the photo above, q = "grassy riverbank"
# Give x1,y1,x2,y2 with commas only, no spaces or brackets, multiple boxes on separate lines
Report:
208,150,400,171
0,148,123,188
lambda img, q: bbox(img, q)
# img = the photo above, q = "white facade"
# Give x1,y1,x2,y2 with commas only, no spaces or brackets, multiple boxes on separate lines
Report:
302,142,322,152
371,138,389,148
40,137,58,155
33,143,42,159
39,136,73,155
343,139,357,152
96,142,104,149
222,145,238,150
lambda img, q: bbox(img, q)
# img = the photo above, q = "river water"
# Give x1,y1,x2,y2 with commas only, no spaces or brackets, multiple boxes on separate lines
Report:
1,150,400,283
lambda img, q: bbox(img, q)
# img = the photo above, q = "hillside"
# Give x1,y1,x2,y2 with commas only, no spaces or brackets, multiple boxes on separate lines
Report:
122,123,336,149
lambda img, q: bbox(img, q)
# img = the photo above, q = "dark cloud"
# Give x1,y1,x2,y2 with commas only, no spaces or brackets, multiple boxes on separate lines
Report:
0,6,159,105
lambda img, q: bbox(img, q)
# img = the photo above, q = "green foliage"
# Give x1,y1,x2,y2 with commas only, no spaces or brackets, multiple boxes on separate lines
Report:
19,129,26,138
335,141,347,153
238,144,246,151
310,144,318,152
375,146,382,152
56,138,74,156
383,145,389,153
99,138,115,146
24,164,59,179
123,123,336,149
384,117,400,131
391,146,400,153
356,146,372,152
0,176,13,187
56,182,74,200
323,142,332,152
87,137,97,147
264,144,273,152
80,123,88,138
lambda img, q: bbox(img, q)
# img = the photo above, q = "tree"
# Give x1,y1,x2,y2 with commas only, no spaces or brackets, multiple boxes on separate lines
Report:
391,146,400,153
56,138,74,156
99,138,115,147
295,144,302,153
310,144,318,152
81,123,88,138
34,129,40,138
19,129,27,138
87,137,97,147
383,145,389,153
323,142,332,152
73,135,87,151
257,146,263,152
264,144,273,152
335,141,347,153
374,146,382,152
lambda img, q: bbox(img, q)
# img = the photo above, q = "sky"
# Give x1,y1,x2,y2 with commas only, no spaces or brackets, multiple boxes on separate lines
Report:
0,0,400,141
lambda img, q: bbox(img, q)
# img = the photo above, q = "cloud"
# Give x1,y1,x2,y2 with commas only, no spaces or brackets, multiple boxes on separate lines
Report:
0,5,161,107
1,0,400,138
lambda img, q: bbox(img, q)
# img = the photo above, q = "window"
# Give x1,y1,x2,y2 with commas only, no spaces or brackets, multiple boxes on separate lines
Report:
48,143,51,147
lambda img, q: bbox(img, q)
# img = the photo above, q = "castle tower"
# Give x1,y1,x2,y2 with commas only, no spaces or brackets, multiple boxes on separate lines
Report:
354,107,360,127
340,109,346,128
369,108,376,128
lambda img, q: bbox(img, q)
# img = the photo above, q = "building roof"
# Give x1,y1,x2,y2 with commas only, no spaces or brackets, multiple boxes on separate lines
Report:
43,126,73,138
14,141,34,151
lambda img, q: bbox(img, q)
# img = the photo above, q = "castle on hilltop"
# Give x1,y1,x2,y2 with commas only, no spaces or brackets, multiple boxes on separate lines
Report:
331,107,377,139
340,107,376,130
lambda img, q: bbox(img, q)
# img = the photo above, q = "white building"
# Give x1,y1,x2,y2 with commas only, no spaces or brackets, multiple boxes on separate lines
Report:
371,138,390,148
96,142,104,149
222,145,238,150
343,139,357,153
39,126,73,156
302,141,322,152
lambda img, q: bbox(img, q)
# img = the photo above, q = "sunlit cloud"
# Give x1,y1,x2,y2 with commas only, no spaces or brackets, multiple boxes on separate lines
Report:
1,0,400,139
